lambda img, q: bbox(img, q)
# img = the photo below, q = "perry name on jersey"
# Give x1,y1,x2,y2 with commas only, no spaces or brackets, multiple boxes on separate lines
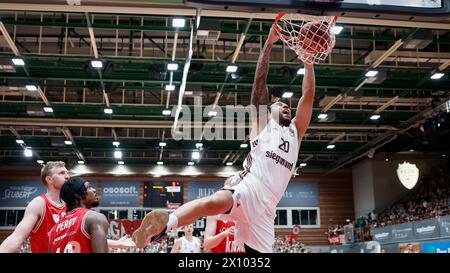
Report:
54,217,78,233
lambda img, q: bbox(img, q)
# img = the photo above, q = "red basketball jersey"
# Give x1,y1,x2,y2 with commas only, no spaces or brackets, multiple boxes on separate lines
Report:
29,194,66,253
48,208,92,253
211,220,245,253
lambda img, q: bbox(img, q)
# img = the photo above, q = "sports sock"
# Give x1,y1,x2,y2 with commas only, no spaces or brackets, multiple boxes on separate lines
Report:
167,213,178,231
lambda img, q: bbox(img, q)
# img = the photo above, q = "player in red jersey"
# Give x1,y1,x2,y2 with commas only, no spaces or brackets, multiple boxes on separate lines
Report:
203,215,245,253
0,161,68,253
0,161,134,253
49,176,108,253
203,178,245,253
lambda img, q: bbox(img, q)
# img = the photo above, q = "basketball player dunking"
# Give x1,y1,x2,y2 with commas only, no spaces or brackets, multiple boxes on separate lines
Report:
132,25,316,253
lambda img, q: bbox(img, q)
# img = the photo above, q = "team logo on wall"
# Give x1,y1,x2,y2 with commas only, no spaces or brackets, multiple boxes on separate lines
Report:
396,162,419,189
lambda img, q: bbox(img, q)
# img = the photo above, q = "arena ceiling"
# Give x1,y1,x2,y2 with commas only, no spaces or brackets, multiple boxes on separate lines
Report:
0,1,449,173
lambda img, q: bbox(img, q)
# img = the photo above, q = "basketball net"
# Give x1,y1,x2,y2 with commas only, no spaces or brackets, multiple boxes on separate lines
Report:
274,12,337,64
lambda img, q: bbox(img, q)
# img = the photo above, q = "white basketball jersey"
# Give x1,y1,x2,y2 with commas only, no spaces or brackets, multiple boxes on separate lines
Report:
232,119,299,208
179,236,201,253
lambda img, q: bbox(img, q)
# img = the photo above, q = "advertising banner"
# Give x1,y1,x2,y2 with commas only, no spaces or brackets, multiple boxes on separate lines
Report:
413,218,440,240
438,215,450,237
108,219,142,239
372,225,392,244
421,241,450,253
187,182,319,207
330,241,381,253
187,182,223,201
278,183,319,207
399,242,421,253
391,222,414,242
0,181,46,207
101,181,139,207
381,243,399,253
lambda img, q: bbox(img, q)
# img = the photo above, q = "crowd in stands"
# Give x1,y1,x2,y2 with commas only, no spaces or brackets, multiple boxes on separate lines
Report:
371,169,449,229
326,167,450,244
273,235,312,253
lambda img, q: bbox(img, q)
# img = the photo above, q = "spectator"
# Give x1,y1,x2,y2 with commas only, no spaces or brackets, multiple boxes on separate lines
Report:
272,235,311,253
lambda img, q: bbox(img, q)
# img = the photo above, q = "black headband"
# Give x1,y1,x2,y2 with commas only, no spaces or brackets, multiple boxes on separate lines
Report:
60,176,87,204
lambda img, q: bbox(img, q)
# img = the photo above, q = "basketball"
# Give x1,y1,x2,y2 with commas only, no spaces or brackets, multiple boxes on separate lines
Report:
298,21,333,54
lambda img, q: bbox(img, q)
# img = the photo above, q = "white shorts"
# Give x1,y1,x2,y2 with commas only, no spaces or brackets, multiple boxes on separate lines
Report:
220,179,276,253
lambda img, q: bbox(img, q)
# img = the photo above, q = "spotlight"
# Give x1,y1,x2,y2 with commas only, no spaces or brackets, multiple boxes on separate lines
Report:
327,144,335,149
114,150,122,159
167,63,178,71
24,148,32,157
430,72,444,80
192,151,200,160
43,107,53,113
365,70,378,77
165,85,175,91
12,58,25,66
370,114,381,120
172,18,186,28
157,161,164,165
318,113,328,119
90,60,103,68
333,26,343,35
26,85,37,91
282,92,293,98
297,68,305,75
226,65,238,73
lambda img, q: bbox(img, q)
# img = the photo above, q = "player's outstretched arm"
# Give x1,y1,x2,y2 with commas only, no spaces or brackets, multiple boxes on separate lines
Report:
107,234,136,248
293,63,315,139
203,216,230,250
250,26,279,136
0,197,43,253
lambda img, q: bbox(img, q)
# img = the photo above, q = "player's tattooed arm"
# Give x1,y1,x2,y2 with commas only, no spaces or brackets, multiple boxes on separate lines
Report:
251,43,271,108
251,26,279,109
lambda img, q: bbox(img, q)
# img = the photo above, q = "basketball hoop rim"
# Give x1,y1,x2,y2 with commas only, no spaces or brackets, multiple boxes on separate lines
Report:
273,12,339,41
273,12,291,40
